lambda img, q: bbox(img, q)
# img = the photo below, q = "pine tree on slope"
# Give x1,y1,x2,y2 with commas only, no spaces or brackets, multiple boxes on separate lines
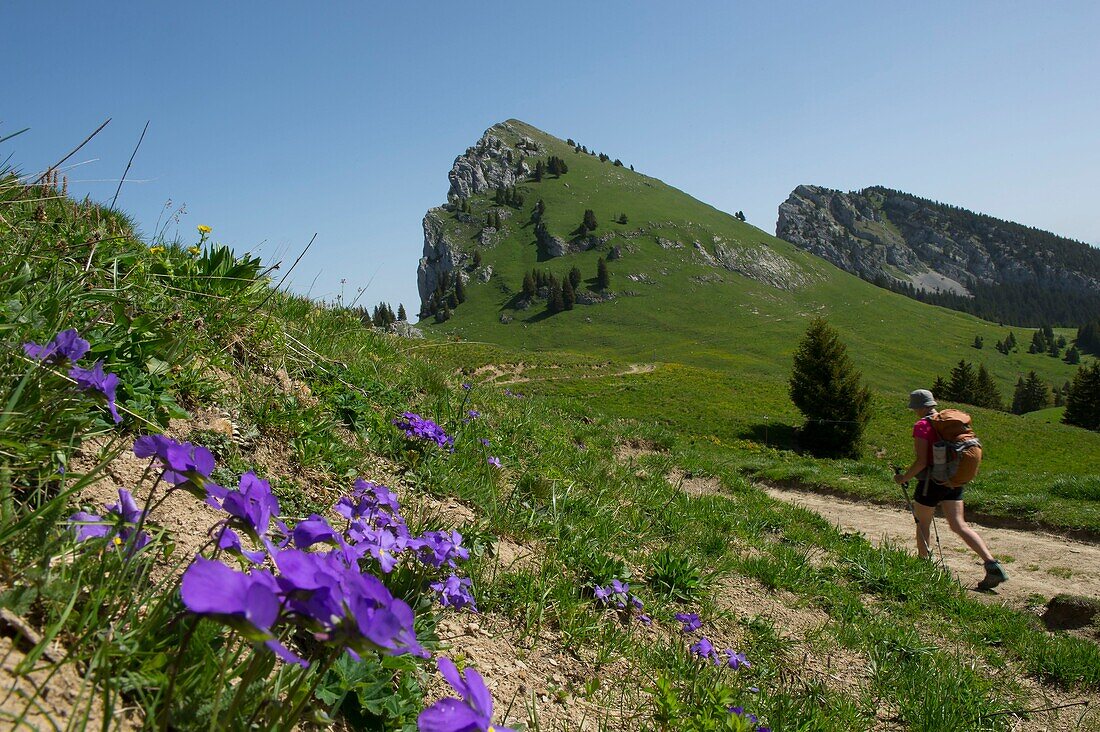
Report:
788,318,872,458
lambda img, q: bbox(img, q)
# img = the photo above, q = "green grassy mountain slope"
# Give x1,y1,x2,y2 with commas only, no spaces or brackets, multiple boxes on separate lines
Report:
417,120,1100,534
421,120,1085,399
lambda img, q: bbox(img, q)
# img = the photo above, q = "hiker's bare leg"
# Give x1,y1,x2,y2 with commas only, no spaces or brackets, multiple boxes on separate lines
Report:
913,503,935,558
940,500,995,562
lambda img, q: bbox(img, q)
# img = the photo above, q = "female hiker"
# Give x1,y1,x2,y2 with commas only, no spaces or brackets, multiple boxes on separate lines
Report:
894,388,1008,590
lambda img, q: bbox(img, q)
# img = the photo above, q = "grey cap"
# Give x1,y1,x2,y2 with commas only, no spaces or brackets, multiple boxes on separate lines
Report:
908,389,937,409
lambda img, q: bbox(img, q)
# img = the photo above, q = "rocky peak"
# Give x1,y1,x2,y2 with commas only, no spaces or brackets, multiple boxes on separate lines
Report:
447,122,542,202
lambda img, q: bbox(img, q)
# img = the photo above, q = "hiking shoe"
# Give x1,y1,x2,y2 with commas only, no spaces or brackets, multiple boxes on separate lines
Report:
977,561,1008,590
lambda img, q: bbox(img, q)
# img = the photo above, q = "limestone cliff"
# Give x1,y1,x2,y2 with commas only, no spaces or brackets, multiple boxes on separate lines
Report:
777,185,1100,324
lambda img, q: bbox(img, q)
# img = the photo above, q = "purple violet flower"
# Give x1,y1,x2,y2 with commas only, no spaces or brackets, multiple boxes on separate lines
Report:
69,511,110,542
690,636,721,665
675,612,702,633
487,456,501,468
479,438,490,447
416,530,469,569
133,435,215,487
724,650,751,670
418,657,515,732
68,361,121,423
461,383,472,391
273,549,426,659
393,412,454,450
68,488,151,550
292,514,341,550
217,526,266,564
215,472,282,539
593,585,611,603
180,558,305,666
431,575,477,612
23,329,90,364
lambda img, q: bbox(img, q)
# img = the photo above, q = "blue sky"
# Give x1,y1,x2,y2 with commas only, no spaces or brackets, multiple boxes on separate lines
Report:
6,1,1098,312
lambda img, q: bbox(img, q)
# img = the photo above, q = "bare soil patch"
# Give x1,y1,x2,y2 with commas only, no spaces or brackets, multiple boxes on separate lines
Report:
432,613,631,731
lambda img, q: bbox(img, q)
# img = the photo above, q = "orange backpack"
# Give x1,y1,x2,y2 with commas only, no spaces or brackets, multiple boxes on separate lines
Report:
926,409,983,487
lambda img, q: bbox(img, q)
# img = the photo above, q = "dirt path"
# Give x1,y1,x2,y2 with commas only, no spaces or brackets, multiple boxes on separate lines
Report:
483,362,657,386
763,485,1100,608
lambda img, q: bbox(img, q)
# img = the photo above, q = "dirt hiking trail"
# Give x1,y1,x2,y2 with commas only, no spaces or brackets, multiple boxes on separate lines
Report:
764,485,1100,610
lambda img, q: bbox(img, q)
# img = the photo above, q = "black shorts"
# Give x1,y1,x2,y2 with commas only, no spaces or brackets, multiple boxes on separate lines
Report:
914,477,964,507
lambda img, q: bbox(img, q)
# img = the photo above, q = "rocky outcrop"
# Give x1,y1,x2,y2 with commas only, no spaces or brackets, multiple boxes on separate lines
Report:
692,239,814,290
777,185,943,290
417,209,461,316
777,185,1100,321
447,123,540,201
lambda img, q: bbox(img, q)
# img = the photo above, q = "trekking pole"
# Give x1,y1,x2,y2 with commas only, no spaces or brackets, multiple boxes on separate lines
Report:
892,465,945,567
892,465,918,524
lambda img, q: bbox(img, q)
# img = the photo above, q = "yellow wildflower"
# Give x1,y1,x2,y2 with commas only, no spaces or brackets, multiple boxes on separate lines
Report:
148,246,165,254
197,224,212,234
188,245,201,256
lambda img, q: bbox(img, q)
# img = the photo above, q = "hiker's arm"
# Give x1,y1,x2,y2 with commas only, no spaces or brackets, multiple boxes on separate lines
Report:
896,437,928,483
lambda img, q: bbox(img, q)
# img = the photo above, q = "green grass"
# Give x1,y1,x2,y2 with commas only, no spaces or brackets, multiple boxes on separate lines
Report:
5,146,1100,731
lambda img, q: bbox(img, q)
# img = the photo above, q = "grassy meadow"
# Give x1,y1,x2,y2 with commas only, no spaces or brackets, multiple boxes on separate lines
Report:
2,141,1099,731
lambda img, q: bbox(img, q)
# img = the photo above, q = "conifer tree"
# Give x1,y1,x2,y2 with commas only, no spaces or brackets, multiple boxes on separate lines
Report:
596,257,610,290
788,318,872,458
533,160,545,182
946,360,978,404
447,292,459,310
522,272,536,300
546,279,563,314
1065,345,1081,364
1005,331,1017,351
1012,371,1052,414
568,266,581,290
973,335,984,349
617,213,628,224
1048,338,1061,358
534,199,545,221
931,376,949,399
455,277,466,304
583,209,598,232
397,303,407,321
472,250,483,268
975,363,1003,410
1063,362,1100,431
562,277,575,310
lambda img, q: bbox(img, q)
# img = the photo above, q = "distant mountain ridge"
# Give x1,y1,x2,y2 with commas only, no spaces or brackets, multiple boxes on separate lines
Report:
776,185,1100,326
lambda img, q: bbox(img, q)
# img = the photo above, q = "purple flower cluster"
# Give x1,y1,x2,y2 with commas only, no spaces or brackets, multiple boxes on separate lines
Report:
592,580,651,625
23,328,89,364
675,612,702,633
393,412,454,450
182,475,440,666
68,488,151,551
24,329,122,423
134,434,215,491
418,658,514,732
679,611,751,671
430,575,477,611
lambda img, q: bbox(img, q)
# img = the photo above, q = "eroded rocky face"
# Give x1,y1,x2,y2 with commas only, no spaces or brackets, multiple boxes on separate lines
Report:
418,124,542,315
776,184,1100,302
